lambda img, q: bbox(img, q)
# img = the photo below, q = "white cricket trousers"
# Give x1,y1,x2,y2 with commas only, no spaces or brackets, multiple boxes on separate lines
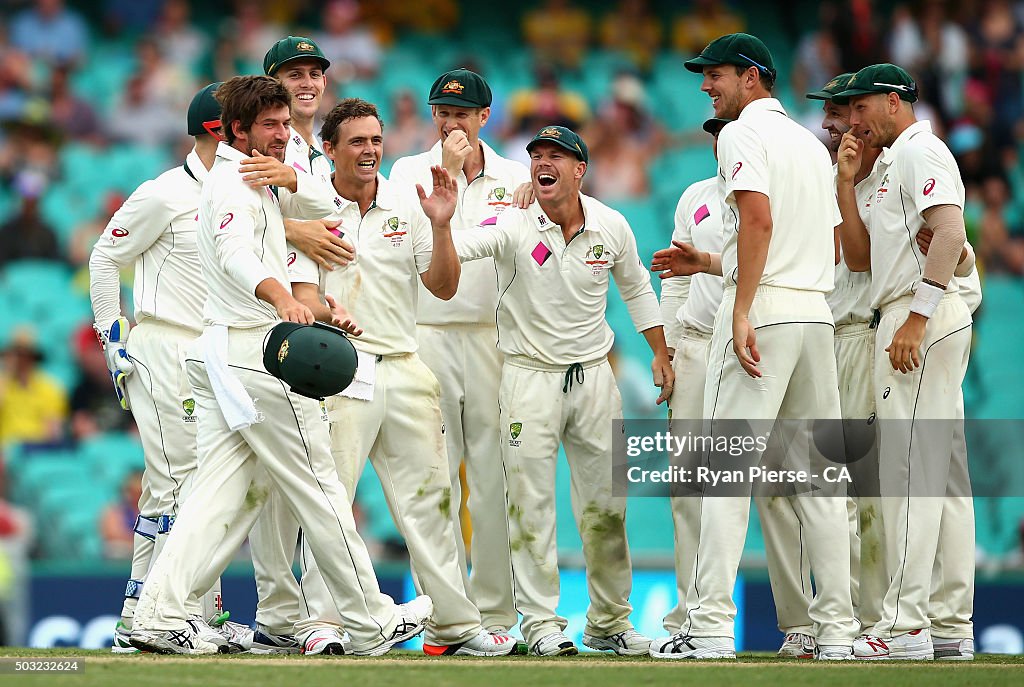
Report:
122,319,209,621
663,327,711,634
872,292,973,639
682,286,858,646
500,355,635,647
417,323,516,632
133,324,402,653
294,352,481,646
759,321,885,635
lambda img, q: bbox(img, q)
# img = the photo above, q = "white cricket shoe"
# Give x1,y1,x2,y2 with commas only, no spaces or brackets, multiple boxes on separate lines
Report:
583,629,653,656
853,629,933,660
350,595,433,656
778,632,816,658
303,628,348,655
530,631,579,656
816,645,853,660
129,624,221,655
211,616,254,653
248,628,301,654
424,629,518,657
186,615,230,651
112,620,138,654
649,633,736,659
933,637,974,661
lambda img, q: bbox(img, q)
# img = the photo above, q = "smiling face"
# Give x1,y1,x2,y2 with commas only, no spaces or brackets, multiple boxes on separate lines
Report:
848,92,899,149
529,141,586,204
821,100,852,151
276,58,326,122
431,104,489,146
234,104,291,161
701,64,749,119
324,115,383,188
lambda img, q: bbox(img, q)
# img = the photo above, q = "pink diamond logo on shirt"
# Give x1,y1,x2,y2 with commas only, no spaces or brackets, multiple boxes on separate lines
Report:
531,242,552,266
694,203,710,225
480,216,498,226
292,161,308,174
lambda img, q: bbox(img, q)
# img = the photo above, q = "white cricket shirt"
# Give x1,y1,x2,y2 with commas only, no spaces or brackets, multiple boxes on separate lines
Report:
454,194,662,366
660,177,725,340
288,175,434,356
90,148,208,333
864,120,966,309
716,98,839,296
199,142,331,328
829,166,875,326
389,139,530,325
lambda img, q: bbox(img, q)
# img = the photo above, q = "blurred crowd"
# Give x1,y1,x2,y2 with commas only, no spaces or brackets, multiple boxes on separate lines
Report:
0,0,1023,561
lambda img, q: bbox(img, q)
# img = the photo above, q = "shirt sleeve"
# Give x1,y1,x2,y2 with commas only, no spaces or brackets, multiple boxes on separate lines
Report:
611,214,663,333
901,138,964,216
454,211,515,263
278,168,340,220
89,177,177,328
411,211,433,275
718,122,770,203
287,242,320,285
210,182,273,296
659,189,694,347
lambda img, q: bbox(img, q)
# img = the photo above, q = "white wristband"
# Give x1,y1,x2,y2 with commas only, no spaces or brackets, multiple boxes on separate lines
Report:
909,281,944,318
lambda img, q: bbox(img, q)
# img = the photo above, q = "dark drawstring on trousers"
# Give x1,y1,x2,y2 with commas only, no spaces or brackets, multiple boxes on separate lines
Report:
562,363,584,393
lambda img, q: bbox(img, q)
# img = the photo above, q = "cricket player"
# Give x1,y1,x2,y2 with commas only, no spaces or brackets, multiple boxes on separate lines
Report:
649,33,858,660
129,75,431,655
657,117,728,636
90,83,245,652
388,68,530,634
832,64,977,660
453,124,672,656
287,98,515,657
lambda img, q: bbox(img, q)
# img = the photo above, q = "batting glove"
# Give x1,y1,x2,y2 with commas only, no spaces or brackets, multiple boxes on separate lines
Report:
94,317,134,410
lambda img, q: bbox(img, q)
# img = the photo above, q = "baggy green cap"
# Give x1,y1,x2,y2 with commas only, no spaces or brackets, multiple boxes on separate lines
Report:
526,125,589,163
263,36,330,76
806,72,856,101
263,322,358,400
832,63,919,104
427,68,492,108
684,32,776,80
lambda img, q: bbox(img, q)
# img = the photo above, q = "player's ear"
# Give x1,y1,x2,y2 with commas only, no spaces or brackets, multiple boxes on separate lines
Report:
231,119,246,144
576,160,587,180
322,138,335,161
479,106,491,127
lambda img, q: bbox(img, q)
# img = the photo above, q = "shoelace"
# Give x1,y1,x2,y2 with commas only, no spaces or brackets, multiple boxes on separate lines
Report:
562,363,584,393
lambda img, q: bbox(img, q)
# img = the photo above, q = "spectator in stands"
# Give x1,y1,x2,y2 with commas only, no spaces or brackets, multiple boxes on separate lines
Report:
46,64,102,143
134,38,193,113
69,325,136,441
975,175,1024,274
672,0,745,55
99,470,143,559
968,0,1024,151
315,0,382,82
0,328,67,447
363,0,459,38
0,170,59,268
584,73,666,201
599,0,662,75
104,74,180,147
9,0,89,66
522,0,591,73
791,3,842,108
102,0,164,36
0,32,32,123
504,65,590,165
216,2,284,75
153,0,208,72
383,90,435,164
832,0,885,71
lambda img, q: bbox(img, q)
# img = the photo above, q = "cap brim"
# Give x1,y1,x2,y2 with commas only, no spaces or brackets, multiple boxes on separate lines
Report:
683,55,721,73
527,137,586,161
427,95,488,108
830,88,879,104
269,54,330,75
805,89,836,100
263,321,305,376
702,117,731,134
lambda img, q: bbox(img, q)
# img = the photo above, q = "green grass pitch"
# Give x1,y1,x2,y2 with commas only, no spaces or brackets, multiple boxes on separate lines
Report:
0,649,1021,687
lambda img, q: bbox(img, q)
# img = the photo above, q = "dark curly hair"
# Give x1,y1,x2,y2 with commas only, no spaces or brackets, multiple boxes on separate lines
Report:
215,75,292,145
319,98,384,145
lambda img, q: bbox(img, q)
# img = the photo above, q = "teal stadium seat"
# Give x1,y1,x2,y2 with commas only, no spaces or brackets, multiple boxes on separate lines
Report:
78,432,145,486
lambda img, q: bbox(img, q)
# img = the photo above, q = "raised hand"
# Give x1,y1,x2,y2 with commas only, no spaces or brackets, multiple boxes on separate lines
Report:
417,165,457,227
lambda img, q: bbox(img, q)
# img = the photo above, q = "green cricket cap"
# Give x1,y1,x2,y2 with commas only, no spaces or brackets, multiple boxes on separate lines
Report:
263,322,358,400
702,117,732,135
427,68,492,108
806,72,856,101
263,36,330,76
684,32,777,80
526,125,589,163
832,63,919,104
187,82,223,137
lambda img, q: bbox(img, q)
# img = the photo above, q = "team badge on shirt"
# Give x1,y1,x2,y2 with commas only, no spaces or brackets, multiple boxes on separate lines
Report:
182,398,196,423
509,422,523,447
585,244,610,275
382,216,408,246
487,187,512,211
876,174,890,205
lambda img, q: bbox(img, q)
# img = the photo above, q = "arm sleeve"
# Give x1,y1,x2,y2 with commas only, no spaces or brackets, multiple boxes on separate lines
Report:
211,187,273,296
920,204,967,287
89,178,176,328
412,212,434,275
660,189,694,347
278,169,340,220
718,123,770,204
454,212,514,263
612,215,663,333
287,242,320,285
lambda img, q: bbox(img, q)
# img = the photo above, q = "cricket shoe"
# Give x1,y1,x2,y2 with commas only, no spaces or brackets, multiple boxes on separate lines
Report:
777,632,816,658
853,629,933,660
649,633,736,659
248,628,302,654
530,631,578,656
933,637,974,661
583,629,653,656
186,615,232,652
209,613,254,653
350,595,433,656
423,630,517,657
129,624,221,655
303,628,348,655
111,620,139,654
815,645,853,660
